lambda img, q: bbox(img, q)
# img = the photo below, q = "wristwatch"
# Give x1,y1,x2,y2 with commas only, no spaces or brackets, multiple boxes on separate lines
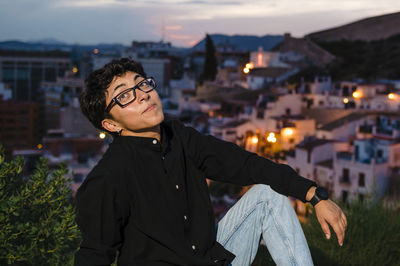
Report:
309,186,329,206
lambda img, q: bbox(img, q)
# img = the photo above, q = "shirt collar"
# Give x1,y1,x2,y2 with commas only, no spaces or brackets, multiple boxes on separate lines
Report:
111,121,171,154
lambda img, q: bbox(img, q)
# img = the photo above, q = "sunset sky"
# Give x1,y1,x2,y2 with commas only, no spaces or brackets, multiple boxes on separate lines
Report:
1,0,400,47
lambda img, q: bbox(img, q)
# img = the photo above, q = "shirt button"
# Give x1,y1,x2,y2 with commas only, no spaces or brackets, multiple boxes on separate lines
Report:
152,139,157,144
192,245,196,250
176,185,179,190
184,215,188,220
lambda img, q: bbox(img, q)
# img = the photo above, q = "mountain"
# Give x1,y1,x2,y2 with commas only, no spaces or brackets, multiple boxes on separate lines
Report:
307,11,400,42
0,40,128,52
271,33,335,68
191,34,283,52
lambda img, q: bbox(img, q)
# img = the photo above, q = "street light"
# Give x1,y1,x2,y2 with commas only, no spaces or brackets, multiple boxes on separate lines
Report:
388,93,397,100
267,132,277,143
251,136,259,144
282,128,294,137
99,132,106,139
352,91,362,99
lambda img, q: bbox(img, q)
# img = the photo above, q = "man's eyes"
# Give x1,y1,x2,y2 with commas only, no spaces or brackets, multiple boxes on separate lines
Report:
139,81,149,87
117,92,130,101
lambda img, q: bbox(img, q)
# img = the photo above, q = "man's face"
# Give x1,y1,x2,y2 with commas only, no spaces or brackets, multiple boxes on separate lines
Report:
102,71,164,135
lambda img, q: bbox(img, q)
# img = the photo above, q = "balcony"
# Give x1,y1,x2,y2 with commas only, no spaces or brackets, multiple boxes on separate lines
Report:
339,176,351,185
358,125,373,134
336,151,352,161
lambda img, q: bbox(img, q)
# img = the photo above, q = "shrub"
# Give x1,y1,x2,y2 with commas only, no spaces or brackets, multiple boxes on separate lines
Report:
0,149,81,265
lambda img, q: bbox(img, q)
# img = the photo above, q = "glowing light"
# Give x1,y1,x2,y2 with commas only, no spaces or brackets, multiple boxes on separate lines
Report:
352,91,362,99
93,48,99,54
99,132,106,139
37,144,43,149
243,67,250,74
388,93,397,100
245,63,254,69
282,128,294,137
257,53,263,67
72,66,78,74
251,136,259,144
267,132,277,143
343,98,349,104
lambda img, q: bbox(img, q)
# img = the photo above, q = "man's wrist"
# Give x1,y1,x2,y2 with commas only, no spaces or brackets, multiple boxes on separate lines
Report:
307,186,329,206
306,186,316,202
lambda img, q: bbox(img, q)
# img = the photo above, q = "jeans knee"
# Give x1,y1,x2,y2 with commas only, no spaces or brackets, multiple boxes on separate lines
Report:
246,184,289,206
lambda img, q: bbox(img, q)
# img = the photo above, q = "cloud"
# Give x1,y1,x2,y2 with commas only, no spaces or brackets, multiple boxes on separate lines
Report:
1,0,400,47
164,25,184,30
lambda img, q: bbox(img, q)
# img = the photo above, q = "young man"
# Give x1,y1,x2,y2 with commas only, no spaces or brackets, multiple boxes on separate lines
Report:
75,58,347,266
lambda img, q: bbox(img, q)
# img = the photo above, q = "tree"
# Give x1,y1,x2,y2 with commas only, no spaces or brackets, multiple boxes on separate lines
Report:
0,147,81,265
202,34,218,82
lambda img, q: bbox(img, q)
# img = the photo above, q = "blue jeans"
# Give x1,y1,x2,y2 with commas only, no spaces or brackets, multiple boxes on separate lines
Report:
216,184,314,266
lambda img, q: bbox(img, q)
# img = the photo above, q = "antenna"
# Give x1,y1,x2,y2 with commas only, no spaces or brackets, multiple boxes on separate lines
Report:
161,20,165,43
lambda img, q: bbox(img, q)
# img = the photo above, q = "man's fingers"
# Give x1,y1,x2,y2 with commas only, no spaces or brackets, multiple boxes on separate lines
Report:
331,220,345,246
320,220,331,240
341,212,348,228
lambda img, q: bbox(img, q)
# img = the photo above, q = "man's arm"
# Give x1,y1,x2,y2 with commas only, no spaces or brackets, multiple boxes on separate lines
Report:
173,120,316,202
306,187,348,246
74,173,128,266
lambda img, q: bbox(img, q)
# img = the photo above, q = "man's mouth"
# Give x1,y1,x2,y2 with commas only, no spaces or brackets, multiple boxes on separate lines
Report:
143,104,156,113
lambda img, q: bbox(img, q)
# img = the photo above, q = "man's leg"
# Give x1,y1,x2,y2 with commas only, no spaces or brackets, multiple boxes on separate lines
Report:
216,184,313,266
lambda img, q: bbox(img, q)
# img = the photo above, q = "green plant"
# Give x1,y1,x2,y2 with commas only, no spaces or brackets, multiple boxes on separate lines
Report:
302,200,400,265
0,149,81,265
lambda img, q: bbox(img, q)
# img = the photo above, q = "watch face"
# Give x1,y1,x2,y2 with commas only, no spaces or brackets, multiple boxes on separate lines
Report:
316,187,329,200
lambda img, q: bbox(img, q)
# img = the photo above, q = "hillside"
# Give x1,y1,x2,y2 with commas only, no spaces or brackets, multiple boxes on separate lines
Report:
191,34,283,52
316,35,400,81
307,11,400,42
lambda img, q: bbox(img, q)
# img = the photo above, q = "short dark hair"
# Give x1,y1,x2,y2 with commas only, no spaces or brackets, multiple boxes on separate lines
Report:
79,58,147,134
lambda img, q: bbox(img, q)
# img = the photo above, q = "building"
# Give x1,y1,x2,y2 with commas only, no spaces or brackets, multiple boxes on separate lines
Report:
0,50,71,102
247,67,299,90
0,98,40,155
0,82,12,100
334,138,400,202
40,73,85,132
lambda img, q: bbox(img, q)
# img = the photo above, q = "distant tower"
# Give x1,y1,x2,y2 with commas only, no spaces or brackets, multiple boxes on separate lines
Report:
161,20,165,42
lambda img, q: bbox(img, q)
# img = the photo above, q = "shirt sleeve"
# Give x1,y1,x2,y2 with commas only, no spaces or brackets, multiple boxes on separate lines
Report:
74,172,129,266
173,120,316,202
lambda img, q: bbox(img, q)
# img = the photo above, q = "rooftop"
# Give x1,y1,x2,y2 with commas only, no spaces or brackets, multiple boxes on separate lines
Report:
249,67,291,78
297,138,335,151
316,159,333,169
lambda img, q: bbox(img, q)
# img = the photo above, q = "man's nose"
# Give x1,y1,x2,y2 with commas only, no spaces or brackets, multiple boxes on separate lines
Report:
136,88,150,102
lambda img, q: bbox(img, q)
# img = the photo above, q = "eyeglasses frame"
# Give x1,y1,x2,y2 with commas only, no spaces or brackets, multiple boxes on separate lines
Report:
105,77,156,113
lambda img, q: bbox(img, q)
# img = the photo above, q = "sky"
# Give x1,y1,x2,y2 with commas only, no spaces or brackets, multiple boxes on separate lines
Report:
1,0,400,47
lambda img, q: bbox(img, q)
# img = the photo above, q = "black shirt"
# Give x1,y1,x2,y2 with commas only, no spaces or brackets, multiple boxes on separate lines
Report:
74,119,316,266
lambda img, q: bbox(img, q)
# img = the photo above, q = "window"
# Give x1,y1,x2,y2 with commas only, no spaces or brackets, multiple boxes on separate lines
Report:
358,173,365,187
342,190,348,202
355,145,359,161
377,149,383,158
341,168,350,184
256,109,264,119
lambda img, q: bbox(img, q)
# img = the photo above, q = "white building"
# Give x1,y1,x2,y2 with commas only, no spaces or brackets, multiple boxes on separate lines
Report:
333,138,400,202
247,67,298,90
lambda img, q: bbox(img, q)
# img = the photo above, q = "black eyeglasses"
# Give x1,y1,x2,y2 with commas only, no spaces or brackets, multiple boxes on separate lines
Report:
105,77,156,113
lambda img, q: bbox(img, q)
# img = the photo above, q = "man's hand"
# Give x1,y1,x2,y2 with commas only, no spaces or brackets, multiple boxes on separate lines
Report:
306,187,347,246
314,199,347,246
